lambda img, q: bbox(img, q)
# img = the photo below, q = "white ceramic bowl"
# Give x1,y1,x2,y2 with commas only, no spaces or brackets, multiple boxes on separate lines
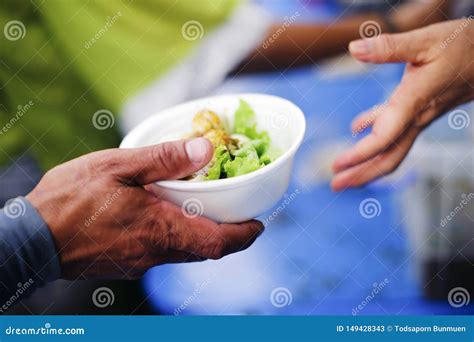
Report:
120,93,306,223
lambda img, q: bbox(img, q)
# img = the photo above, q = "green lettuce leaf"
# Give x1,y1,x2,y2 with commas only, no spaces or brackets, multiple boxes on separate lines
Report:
203,99,282,180
259,144,281,165
234,99,269,141
224,143,262,177
206,145,231,180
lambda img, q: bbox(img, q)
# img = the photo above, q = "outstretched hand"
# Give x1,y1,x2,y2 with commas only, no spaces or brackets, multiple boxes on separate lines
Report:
332,19,474,191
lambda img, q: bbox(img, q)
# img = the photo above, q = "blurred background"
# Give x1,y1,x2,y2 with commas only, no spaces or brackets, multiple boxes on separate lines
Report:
1,0,473,315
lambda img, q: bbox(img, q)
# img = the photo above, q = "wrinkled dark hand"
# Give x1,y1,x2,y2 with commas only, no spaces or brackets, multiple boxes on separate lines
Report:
27,138,263,279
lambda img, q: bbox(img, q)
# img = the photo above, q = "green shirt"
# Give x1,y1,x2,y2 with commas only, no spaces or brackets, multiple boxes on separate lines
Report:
0,0,239,170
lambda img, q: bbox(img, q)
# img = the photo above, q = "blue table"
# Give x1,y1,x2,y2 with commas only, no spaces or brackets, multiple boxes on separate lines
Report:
142,1,474,316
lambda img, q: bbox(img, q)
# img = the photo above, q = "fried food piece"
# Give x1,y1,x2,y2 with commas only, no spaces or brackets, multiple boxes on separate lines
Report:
192,109,233,148
203,129,229,148
192,109,223,135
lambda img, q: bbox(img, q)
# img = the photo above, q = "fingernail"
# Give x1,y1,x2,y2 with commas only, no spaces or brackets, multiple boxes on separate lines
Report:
185,138,209,163
349,39,370,55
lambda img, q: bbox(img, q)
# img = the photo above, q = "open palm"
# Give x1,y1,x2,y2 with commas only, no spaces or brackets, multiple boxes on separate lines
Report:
332,19,474,191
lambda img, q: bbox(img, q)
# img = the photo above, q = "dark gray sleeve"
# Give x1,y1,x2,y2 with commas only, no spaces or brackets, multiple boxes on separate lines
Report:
0,197,61,308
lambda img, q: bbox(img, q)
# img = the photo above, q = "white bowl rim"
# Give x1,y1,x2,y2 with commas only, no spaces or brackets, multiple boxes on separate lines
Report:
120,93,306,191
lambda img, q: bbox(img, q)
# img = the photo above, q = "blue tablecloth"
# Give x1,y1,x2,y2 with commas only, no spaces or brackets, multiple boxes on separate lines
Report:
142,1,474,316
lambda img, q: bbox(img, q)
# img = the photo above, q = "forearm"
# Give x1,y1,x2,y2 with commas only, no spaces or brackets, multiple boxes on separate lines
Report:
0,197,60,309
238,0,452,72
390,0,452,32
239,15,381,72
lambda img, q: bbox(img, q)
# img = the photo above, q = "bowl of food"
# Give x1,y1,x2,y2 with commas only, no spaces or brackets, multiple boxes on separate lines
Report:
120,93,306,222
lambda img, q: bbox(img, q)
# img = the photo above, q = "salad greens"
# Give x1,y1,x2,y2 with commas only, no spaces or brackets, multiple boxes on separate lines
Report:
188,99,280,180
